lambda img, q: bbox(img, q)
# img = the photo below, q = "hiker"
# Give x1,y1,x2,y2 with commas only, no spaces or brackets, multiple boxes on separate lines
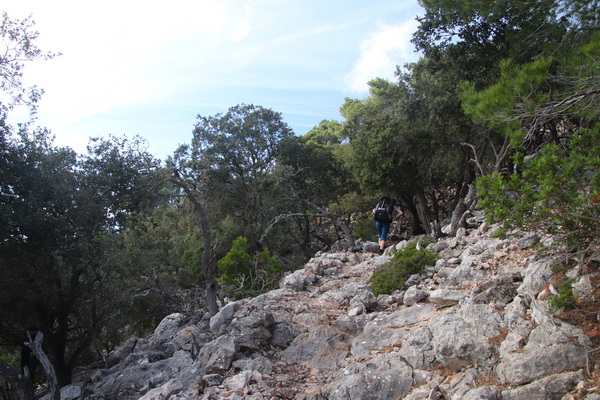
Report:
373,196,402,254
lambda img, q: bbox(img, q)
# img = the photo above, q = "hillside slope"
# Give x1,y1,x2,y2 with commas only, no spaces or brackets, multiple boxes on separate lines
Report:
55,216,600,400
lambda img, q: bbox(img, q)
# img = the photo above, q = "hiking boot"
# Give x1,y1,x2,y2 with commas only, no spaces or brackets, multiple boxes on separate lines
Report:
378,248,384,255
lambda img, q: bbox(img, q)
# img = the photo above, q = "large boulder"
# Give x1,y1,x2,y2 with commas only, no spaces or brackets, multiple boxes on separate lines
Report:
428,304,504,370
209,301,241,336
351,304,437,357
282,325,351,371
196,334,239,375
517,257,557,298
323,354,413,400
496,320,590,385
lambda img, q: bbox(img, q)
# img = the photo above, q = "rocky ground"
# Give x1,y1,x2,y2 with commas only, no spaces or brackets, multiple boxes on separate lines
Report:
49,215,600,400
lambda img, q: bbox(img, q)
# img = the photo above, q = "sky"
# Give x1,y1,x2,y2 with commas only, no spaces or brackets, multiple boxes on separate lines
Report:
4,0,424,160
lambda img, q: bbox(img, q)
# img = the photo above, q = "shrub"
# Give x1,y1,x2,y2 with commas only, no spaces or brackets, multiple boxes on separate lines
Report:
368,242,438,296
218,237,283,300
548,279,577,313
352,214,378,241
477,125,600,247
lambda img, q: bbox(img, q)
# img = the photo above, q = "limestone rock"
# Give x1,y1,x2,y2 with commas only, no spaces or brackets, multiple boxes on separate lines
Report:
351,304,436,357
281,269,310,291
197,334,239,375
517,257,557,298
138,378,182,400
74,229,595,400
323,354,413,400
209,301,241,336
499,370,584,399
496,320,590,385
428,288,469,305
403,285,427,306
428,304,504,370
282,325,351,371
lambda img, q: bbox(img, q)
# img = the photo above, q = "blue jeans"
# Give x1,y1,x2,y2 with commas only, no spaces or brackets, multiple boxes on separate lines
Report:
376,221,391,241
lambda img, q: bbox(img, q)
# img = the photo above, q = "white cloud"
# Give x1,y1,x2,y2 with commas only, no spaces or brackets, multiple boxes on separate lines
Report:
346,19,420,94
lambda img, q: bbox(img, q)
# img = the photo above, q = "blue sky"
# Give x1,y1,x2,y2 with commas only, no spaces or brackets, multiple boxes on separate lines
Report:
4,0,424,160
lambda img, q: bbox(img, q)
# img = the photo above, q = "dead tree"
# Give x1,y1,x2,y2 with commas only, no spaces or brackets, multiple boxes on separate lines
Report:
0,331,61,400
25,332,59,400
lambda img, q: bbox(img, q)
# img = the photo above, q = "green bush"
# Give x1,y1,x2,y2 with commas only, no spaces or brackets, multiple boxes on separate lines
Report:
353,214,378,241
368,242,438,296
477,125,600,247
548,279,577,313
218,237,284,300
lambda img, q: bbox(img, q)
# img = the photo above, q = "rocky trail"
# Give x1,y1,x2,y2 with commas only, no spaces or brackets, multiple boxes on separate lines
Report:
51,216,600,400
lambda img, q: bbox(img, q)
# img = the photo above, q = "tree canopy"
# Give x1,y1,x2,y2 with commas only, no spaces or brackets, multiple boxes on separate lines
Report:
0,125,162,386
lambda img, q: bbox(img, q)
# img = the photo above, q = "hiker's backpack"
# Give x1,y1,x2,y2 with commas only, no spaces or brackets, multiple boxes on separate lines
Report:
374,197,395,223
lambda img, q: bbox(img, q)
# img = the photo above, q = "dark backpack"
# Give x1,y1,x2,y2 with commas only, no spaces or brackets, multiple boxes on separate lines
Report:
374,197,394,223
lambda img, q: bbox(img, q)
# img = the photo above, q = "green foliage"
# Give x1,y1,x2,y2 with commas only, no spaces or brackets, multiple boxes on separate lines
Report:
277,131,352,208
0,128,162,385
368,242,438,296
461,28,600,157
218,236,253,286
415,0,596,62
183,104,302,257
329,192,373,216
0,12,60,115
352,215,377,242
273,126,358,257
461,57,552,144
548,279,577,313
477,125,600,245
218,237,283,300
340,56,488,234
303,119,346,146
491,227,507,239
420,235,437,248
0,347,19,371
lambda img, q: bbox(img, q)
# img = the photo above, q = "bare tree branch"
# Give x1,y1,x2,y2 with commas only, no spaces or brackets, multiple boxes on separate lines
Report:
261,184,355,248
461,142,485,176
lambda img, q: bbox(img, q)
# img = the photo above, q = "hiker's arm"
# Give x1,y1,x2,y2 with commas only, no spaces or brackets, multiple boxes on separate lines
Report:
394,207,403,219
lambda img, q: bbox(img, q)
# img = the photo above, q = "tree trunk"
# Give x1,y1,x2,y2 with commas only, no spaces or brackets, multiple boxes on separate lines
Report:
414,186,433,235
399,194,426,235
448,184,477,236
35,303,72,388
198,201,220,317
170,170,220,316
